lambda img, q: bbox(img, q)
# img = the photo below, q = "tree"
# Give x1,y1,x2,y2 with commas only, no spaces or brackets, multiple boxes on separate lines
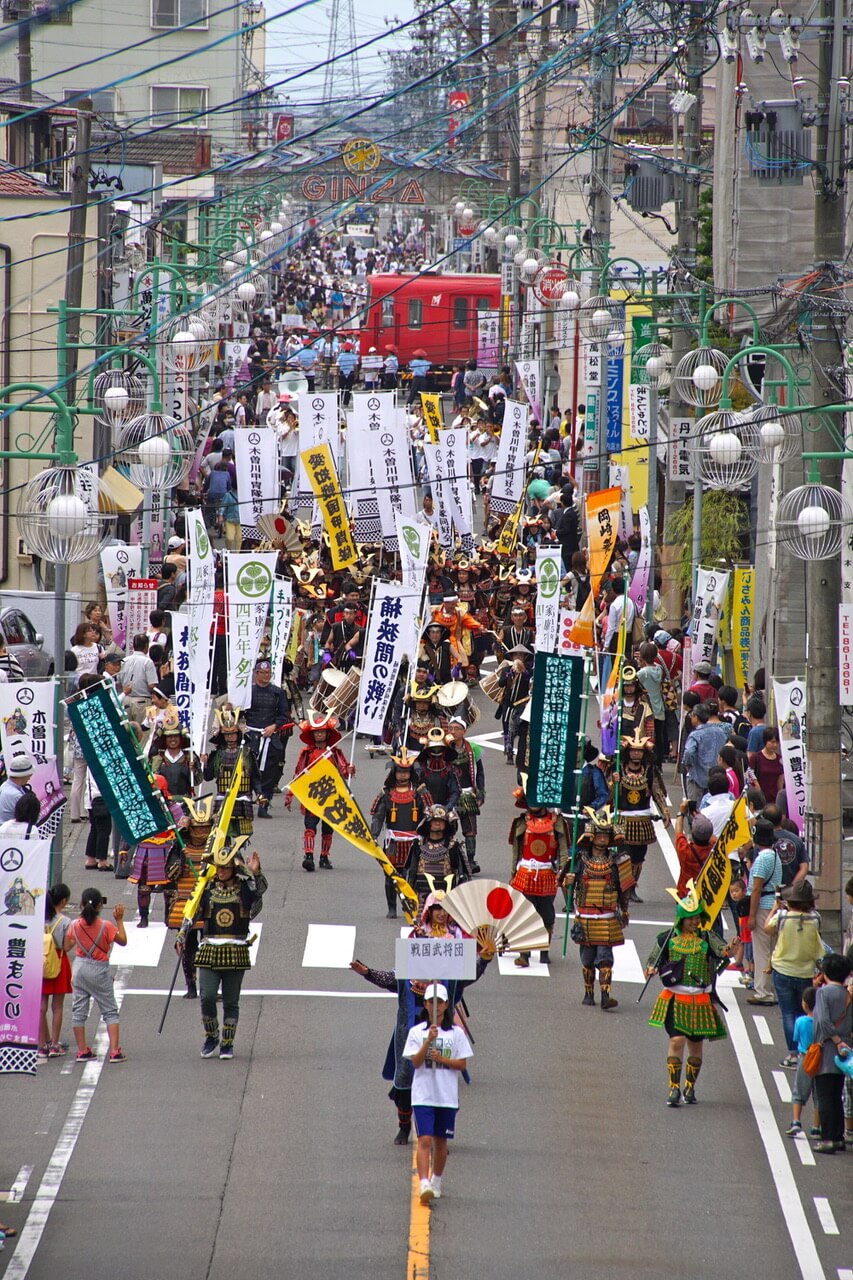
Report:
664,489,750,595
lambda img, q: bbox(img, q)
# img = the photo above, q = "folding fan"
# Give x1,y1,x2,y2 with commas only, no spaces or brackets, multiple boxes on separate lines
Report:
256,512,303,553
442,878,550,956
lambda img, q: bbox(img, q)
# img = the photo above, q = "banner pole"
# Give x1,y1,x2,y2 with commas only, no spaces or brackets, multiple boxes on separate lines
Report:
562,651,593,956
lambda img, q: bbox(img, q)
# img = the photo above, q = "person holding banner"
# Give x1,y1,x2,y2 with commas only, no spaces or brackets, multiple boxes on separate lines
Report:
509,788,569,966
645,884,728,1106
203,709,261,839
285,712,354,871
370,750,432,918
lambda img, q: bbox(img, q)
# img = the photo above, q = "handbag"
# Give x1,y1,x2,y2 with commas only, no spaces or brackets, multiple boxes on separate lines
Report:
803,993,852,1077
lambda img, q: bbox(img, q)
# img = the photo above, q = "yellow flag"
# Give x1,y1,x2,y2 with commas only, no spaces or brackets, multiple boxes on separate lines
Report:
420,393,443,443
181,756,243,925
496,498,523,558
301,442,357,570
731,567,755,691
288,757,420,922
694,794,752,923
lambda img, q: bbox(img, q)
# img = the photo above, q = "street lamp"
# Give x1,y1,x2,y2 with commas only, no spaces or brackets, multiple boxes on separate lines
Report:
775,481,851,561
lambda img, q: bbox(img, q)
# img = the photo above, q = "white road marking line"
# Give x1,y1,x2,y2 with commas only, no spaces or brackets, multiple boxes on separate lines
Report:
655,816,682,882
497,954,549,976
725,998,827,1280
793,1134,815,1167
814,1198,839,1236
301,923,357,968
837,1269,853,1279
118,921,168,968
612,940,645,984
771,1071,793,1103
753,1015,774,1045
5,1167,32,1203
34,1104,57,1136
121,987,395,998
4,968,130,1280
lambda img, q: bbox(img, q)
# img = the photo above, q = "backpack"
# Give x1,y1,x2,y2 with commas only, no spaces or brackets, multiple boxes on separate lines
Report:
43,918,61,979
655,654,680,712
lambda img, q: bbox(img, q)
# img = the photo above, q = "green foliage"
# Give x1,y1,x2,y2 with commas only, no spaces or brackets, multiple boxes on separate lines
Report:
695,187,713,283
664,489,750,594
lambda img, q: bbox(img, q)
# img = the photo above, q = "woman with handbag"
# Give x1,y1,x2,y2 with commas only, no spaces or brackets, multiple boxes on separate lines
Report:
808,953,852,1153
645,882,729,1107
763,881,825,1068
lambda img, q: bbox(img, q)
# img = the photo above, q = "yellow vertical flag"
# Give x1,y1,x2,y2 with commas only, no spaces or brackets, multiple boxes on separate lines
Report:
585,485,622,597
180,756,243,927
301,442,357,570
288,756,420,922
420,393,443,443
731,567,755,691
693,794,752,923
496,498,523,558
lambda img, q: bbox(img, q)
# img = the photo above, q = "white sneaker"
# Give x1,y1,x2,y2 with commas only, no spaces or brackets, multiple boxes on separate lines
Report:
430,1176,442,1199
419,1178,434,1205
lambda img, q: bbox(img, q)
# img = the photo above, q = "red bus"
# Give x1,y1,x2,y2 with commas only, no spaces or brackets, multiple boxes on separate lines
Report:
356,272,502,383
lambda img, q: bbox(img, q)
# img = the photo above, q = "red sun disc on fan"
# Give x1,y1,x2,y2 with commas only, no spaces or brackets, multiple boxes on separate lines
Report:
486,887,513,919
273,517,287,533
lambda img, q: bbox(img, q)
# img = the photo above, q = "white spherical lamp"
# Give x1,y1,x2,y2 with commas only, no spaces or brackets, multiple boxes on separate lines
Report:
237,281,257,305
462,207,474,221
483,227,497,244
692,363,720,392
269,221,283,235
645,355,665,379
103,386,129,415
522,256,538,276
504,233,519,252
592,307,611,330
138,434,172,479
759,419,785,451
234,248,249,265
172,329,198,357
455,201,465,215
708,431,742,467
222,259,237,276
797,504,831,539
46,493,88,539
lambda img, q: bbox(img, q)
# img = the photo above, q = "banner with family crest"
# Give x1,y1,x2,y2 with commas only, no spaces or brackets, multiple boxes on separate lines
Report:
234,427,279,532
367,419,418,546
296,391,340,510
534,547,562,653
688,568,730,683
101,545,143,650
225,552,278,708
490,400,528,515
348,392,395,542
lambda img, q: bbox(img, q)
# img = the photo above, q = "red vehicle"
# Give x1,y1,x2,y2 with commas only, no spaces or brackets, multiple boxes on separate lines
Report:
357,272,502,385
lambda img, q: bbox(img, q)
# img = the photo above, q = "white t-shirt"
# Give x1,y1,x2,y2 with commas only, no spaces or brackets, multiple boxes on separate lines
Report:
403,1023,473,1108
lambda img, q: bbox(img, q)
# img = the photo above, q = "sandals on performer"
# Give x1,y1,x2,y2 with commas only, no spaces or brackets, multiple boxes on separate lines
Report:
84,861,98,870
96,862,115,872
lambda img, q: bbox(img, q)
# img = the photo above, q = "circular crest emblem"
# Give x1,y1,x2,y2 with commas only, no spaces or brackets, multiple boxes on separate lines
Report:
16,688,34,706
342,137,381,173
539,558,559,598
236,561,273,598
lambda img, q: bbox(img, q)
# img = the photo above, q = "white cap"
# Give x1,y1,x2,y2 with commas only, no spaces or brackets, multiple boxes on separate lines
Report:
423,983,449,1003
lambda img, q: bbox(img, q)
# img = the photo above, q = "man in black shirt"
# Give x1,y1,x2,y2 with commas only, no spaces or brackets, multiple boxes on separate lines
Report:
244,659,292,818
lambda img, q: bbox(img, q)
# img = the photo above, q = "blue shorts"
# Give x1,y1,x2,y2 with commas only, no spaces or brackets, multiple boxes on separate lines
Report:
413,1105,457,1140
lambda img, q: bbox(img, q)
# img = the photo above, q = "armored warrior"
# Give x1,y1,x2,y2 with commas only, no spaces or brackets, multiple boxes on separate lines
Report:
612,726,671,903
370,748,432,918
509,788,570,966
202,707,261,838
406,804,471,905
560,809,634,1010
285,711,354,870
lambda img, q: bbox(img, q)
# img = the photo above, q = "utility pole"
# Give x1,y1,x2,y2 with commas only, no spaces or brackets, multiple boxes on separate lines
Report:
805,0,847,939
526,3,553,200
17,0,32,94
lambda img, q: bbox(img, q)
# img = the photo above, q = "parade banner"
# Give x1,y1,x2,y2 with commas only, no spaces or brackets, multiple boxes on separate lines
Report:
515,359,542,422
30,759,66,831
420,393,443,443
234,427,279,529
356,583,411,736
188,398,218,486
840,604,853,704
490,400,528,515
0,836,50,1075
439,428,473,548
367,419,417,542
268,577,294,684
606,346,625,455
477,311,500,367
296,391,340,509
567,591,596,648
585,485,621,596
185,509,215,757
731,567,755,692
0,680,56,769
496,498,523,558
693,794,751,924
600,611,628,757
422,441,453,550
774,678,806,833
609,463,632,542
558,609,584,657
527,653,584,810
101,545,143,651
126,578,158,647
302,442,358,570
225,552,278,709
348,392,394,542
534,547,562,653
67,684,175,844
688,567,729,680
628,505,652,617
223,339,251,392
395,515,432,595
287,757,420,921
169,611,193,742
129,484,164,565
186,507,215,606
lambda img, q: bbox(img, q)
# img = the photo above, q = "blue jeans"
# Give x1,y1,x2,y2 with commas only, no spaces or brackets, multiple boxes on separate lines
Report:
772,970,813,1051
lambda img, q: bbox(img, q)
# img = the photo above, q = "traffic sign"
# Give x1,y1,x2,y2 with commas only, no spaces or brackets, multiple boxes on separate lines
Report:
532,261,569,305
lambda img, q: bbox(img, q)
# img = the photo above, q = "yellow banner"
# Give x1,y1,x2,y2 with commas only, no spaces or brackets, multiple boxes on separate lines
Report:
694,794,752,923
496,498,523,558
181,756,243,925
288,757,420,922
301,442,357,570
420,393,443,443
731,567,755,692
585,485,621,597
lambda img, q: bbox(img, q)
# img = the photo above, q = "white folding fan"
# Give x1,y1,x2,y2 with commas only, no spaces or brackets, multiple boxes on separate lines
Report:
442,879,550,956
256,512,303,554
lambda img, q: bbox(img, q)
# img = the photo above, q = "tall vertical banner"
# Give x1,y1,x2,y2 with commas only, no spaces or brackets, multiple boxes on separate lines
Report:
0,836,50,1075
225,552,278,708
585,485,621,597
268,577,294,684
840,604,853,704
689,568,730,678
628,505,652,617
527,653,584,810
367,419,417,544
773,678,806,834
609,463,632,541
515,360,542,422
420,393,443,443
186,509,215,758
422,440,454,550
101,545,143,650
0,681,64,830
234,428,280,530
355,583,412,736
348,392,394,542
439,428,473,550
731,567,755,691
490,400,528,515
606,346,625,454
296,391,340,509
169,611,193,743
302,443,358,570
477,311,500,367
395,514,432,595
534,547,562,653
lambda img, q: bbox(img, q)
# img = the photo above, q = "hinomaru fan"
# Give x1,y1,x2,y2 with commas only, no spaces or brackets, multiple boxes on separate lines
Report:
256,512,303,554
441,879,550,957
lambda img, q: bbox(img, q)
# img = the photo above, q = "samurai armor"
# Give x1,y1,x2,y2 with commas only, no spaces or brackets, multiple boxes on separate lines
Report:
195,941,252,971
575,914,624,946
648,990,727,1040
615,854,637,894
621,814,655,845
129,839,172,887
510,865,557,896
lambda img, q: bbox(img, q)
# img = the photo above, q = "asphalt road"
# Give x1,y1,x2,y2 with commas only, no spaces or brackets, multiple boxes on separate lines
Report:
1,695,850,1280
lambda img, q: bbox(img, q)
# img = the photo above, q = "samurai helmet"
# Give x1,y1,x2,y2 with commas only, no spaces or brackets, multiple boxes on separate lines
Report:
390,746,418,769
419,726,451,750
206,833,251,869
666,878,710,926
213,705,246,736
580,806,617,841
183,795,216,826
620,664,638,685
620,725,654,753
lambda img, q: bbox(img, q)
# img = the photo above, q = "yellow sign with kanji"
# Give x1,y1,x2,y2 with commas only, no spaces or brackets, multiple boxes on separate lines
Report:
288,757,419,922
301,442,357,570
693,794,752,924
342,137,381,173
420,393,443,443
496,498,523,558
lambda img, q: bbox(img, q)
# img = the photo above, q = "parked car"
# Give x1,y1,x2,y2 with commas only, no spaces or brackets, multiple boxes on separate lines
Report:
0,607,54,678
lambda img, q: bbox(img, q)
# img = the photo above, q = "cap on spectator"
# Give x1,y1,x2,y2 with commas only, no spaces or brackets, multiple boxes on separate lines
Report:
690,815,714,846
168,536,185,550
693,661,712,676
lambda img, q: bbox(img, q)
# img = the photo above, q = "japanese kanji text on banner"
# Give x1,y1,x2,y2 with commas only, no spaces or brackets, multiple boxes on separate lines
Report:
0,837,50,1075
356,583,413,735
301,442,357,569
527,653,584,810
